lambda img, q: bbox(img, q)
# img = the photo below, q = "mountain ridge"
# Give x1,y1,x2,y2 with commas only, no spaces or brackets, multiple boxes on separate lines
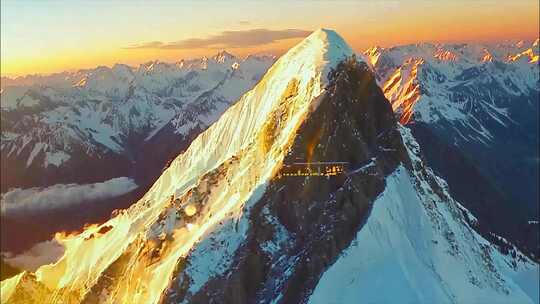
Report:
365,38,540,258
1,29,538,304
0,50,275,192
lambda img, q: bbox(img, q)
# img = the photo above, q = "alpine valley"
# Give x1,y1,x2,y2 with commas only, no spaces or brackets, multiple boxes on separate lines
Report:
1,29,538,304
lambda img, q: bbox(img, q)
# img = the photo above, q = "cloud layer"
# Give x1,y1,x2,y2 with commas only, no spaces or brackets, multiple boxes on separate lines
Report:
1,177,137,216
125,28,311,50
2,239,64,271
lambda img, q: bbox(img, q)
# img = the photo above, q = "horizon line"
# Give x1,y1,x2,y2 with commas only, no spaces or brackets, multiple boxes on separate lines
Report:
2,36,538,79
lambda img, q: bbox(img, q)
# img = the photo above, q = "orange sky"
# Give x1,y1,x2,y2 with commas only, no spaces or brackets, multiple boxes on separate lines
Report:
1,0,538,77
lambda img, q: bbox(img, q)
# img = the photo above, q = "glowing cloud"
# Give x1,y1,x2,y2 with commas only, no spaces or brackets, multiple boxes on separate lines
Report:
124,28,311,50
2,239,64,271
0,177,138,216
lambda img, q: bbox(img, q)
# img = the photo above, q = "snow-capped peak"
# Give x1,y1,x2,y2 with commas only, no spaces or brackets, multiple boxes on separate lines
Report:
213,50,236,63
265,28,354,85
163,28,355,182
1,29,357,304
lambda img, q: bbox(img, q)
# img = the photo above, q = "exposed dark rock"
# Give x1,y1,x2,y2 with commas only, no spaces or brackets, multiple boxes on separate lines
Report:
166,58,411,303
410,122,540,260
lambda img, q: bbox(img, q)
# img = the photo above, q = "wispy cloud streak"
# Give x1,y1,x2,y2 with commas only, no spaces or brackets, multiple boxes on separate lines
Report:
125,28,311,50
2,239,64,271
1,177,137,216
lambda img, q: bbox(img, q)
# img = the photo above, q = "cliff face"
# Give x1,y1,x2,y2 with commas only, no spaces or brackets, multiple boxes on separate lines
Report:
167,58,410,304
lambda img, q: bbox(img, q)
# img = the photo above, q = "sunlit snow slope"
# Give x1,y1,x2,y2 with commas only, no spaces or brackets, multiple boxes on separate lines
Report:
0,28,353,304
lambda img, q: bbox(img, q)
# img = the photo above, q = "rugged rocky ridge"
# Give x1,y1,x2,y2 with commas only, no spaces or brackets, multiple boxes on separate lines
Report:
365,40,540,258
169,56,411,304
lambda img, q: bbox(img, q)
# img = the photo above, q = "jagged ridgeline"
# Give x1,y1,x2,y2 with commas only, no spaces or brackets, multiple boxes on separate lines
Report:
166,55,412,304
1,29,538,304
366,39,540,260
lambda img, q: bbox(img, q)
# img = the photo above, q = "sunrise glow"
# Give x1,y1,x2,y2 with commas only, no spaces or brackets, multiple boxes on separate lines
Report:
1,1,539,303
1,0,538,76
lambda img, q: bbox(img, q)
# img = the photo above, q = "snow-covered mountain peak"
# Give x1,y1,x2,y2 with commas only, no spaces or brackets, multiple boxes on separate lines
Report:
300,28,354,65
0,29,360,303
264,28,354,87
164,29,356,181
212,50,236,63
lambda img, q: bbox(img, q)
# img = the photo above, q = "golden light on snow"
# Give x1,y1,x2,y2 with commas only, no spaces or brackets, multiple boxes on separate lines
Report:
306,127,323,164
184,204,197,216
186,223,196,231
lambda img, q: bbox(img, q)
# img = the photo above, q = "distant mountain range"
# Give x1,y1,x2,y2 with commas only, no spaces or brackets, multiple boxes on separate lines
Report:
1,51,274,192
0,51,275,253
365,39,539,258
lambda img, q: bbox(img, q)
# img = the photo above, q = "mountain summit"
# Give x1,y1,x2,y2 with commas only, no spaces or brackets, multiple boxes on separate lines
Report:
1,30,538,304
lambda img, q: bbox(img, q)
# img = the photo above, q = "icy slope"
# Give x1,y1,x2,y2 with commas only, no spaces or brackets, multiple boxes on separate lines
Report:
0,28,353,304
309,126,539,304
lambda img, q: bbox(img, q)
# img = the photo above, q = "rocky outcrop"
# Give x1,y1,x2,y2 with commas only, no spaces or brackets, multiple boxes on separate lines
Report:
166,58,410,304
